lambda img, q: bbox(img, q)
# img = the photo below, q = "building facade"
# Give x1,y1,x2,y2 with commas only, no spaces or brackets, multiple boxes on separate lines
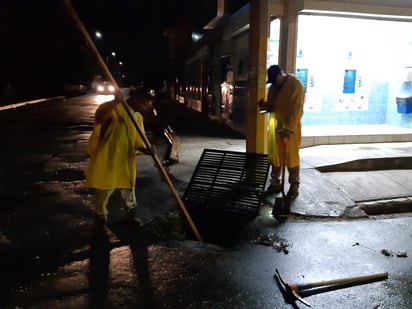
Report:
177,0,412,152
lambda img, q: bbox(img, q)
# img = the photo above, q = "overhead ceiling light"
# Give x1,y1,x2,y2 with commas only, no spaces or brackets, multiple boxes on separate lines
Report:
301,9,412,21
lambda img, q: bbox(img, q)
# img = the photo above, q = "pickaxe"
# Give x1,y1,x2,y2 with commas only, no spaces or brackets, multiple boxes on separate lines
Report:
274,268,388,307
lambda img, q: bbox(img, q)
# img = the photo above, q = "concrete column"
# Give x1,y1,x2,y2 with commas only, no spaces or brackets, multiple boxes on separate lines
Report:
247,0,270,153
279,0,300,73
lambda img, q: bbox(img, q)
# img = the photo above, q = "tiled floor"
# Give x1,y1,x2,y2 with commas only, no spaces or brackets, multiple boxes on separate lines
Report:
301,124,412,147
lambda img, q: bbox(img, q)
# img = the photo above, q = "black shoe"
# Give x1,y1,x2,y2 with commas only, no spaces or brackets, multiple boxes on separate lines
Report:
125,210,144,227
266,183,282,195
93,215,110,236
163,158,179,167
287,188,299,200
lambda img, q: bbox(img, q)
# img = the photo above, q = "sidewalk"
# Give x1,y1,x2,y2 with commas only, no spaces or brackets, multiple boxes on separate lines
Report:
169,132,412,219
156,101,412,219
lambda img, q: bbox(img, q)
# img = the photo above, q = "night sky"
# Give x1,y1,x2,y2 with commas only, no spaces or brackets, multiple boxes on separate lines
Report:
71,0,205,86
71,0,246,86
0,0,247,101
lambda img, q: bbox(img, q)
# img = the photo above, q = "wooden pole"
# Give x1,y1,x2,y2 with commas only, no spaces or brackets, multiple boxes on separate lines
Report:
63,0,203,242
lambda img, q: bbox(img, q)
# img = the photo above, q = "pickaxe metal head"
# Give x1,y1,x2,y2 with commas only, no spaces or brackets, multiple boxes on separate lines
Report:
274,268,312,307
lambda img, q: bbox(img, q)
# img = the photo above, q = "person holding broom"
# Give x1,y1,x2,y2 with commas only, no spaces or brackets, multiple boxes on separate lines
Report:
258,65,305,200
85,87,153,233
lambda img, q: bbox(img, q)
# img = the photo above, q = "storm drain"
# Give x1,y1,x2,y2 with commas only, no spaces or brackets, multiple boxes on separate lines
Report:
183,149,270,221
358,197,412,216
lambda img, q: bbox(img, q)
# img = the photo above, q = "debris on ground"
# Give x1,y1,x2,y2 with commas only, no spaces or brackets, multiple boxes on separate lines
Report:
352,242,408,258
145,211,186,241
380,249,408,258
396,251,408,258
253,233,289,254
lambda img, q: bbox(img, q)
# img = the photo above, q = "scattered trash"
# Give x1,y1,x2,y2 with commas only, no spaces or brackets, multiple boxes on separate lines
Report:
381,249,408,258
253,233,289,254
352,242,408,258
396,251,408,258
146,211,185,241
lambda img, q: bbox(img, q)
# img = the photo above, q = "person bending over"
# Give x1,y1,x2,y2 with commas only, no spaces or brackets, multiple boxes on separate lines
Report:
85,88,152,233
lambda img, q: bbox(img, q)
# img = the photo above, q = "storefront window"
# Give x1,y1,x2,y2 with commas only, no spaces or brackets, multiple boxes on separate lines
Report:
268,18,280,67
296,15,412,127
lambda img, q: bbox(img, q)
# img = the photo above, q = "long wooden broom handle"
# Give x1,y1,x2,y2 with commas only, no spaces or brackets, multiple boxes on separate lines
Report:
63,0,203,242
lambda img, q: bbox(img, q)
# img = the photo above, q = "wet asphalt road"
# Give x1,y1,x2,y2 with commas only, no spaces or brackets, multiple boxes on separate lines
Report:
0,94,411,308
0,94,244,307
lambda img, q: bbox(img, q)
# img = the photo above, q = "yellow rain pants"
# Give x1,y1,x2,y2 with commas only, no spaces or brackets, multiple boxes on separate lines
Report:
267,75,304,168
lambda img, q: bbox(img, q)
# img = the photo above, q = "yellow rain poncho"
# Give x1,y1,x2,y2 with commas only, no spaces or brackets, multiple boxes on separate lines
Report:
85,103,147,190
267,75,304,167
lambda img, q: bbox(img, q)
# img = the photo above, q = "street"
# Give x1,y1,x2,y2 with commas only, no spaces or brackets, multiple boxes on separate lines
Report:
0,94,411,308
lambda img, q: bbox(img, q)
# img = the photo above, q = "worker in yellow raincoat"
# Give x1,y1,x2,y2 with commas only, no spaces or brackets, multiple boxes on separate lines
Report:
259,65,305,199
85,88,152,232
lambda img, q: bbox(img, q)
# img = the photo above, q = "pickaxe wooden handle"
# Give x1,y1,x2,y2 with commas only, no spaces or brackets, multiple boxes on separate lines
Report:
274,268,388,307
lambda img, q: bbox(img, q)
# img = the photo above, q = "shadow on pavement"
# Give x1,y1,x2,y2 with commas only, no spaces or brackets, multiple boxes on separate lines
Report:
88,224,155,309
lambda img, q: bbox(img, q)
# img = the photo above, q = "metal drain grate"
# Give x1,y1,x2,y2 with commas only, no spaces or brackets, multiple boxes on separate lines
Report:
183,149,270,219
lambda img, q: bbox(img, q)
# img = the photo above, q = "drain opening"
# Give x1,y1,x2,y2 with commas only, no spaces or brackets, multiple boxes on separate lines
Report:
359,199,412,215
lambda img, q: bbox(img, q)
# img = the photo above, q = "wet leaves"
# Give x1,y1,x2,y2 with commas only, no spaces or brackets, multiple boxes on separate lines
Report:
253,233,289,254
144,211,186,242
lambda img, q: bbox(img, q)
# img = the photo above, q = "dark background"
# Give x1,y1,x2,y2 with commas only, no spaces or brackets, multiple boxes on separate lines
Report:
0,0,248,103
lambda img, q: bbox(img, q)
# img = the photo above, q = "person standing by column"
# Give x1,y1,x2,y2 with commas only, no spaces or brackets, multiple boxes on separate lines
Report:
258,65,305,199
85,88,152,233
